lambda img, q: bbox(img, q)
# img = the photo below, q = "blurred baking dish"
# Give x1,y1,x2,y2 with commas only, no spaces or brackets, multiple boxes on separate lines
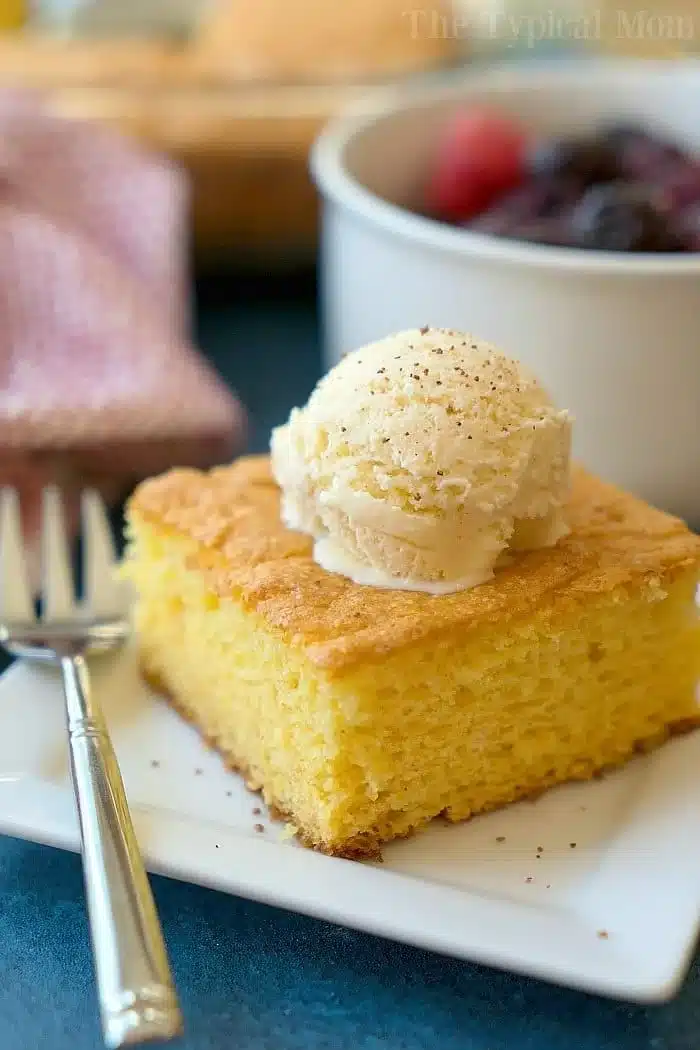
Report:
0,0,460,263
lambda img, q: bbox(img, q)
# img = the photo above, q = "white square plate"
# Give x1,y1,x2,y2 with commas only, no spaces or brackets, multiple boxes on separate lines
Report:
1,645,699,1003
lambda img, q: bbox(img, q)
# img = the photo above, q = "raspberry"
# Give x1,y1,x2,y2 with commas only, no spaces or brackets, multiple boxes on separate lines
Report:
426,108,528,222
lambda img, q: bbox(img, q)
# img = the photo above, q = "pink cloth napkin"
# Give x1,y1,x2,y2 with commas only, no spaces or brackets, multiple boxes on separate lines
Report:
0,91,246,551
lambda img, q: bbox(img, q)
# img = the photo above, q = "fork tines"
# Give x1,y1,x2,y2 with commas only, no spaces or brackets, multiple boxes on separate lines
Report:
0,487,120,625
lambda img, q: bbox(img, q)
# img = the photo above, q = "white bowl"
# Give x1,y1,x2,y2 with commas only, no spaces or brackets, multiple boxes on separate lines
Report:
311,60,700,524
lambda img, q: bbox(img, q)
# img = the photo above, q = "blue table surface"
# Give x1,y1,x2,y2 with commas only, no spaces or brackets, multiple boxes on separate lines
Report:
1,269,698,1050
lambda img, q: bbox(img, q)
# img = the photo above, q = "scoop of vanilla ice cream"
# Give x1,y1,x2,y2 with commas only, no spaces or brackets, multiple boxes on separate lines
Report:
270,328,572,593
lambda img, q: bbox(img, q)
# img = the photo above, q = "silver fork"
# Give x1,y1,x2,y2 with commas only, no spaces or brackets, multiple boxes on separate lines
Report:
0,487,183,1048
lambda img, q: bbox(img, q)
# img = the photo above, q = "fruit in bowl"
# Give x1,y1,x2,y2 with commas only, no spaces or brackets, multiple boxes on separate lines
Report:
311,62,700,524
425,108,700,252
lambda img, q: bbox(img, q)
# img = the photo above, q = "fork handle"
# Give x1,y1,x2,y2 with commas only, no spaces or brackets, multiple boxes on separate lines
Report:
61,655,183,1048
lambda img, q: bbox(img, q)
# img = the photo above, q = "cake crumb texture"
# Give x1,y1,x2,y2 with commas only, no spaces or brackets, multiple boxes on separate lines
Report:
124,457,700,857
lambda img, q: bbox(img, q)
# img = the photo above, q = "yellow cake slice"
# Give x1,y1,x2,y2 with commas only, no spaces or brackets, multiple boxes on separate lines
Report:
123,456,700,858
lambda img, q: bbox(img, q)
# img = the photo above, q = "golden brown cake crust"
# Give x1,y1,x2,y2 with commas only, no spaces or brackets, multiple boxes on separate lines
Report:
129,456,700,674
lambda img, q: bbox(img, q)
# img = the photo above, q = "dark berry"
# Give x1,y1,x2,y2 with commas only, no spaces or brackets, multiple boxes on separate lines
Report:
600,122,650,149
606,129,687,180
527,136,619,185
657,162,700,211
510,178,580,219
467,178,578,236
570,183,682,251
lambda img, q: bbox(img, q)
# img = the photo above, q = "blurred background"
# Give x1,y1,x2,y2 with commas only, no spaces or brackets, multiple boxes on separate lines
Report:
0,0,694,265
0,0,697,570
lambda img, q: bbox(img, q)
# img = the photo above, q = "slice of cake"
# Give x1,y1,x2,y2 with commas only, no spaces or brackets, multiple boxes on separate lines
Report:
123,456,700,858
